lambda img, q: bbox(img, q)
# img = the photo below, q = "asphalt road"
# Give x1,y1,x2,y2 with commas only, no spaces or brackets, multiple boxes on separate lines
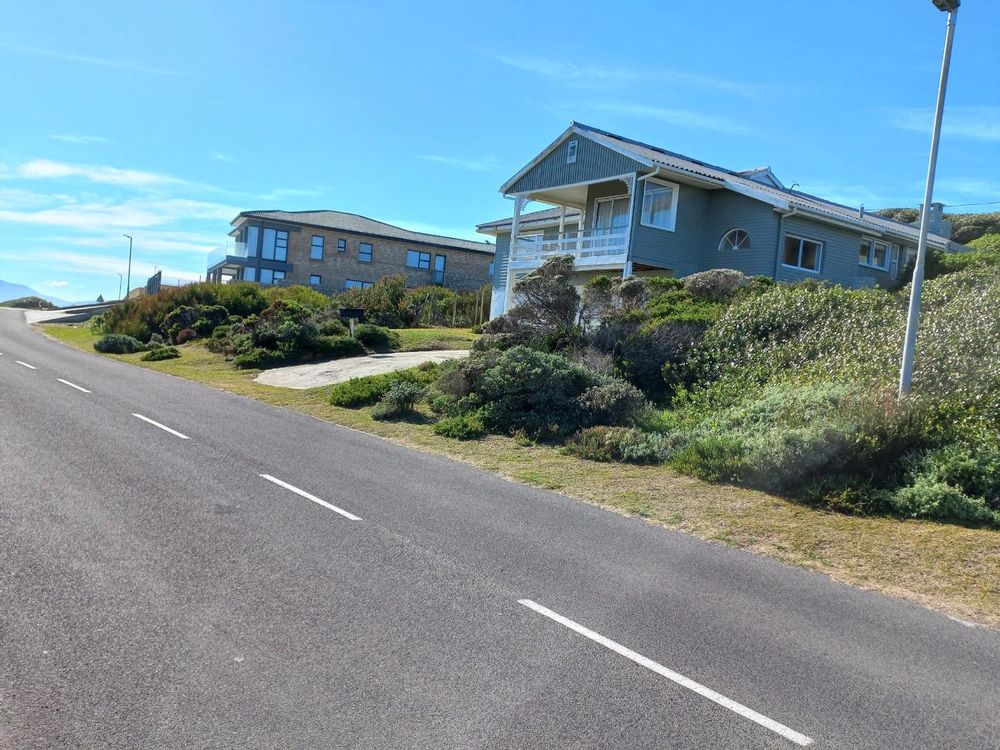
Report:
1,307,997,749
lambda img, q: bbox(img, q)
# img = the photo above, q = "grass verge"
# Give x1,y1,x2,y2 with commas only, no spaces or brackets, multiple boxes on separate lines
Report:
395,326,478,351
42,322,1000,627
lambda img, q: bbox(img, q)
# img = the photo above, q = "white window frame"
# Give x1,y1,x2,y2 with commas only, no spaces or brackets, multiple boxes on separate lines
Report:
594,194,631,231
566,139,578,164
781,234,823,274
719,228,751,252
639,178,679,233
858,237,891,271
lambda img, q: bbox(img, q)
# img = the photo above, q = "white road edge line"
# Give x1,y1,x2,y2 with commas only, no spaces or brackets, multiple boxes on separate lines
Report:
518,599,814,747
259,474,361,521
15,360,36,369
57,378,91,393
131,413,190,440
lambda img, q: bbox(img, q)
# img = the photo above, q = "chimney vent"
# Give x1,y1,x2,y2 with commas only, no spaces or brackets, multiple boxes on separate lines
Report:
859,204,865,219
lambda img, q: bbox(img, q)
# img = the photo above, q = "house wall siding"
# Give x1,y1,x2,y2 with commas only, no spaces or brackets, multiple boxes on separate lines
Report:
702,191,780,277
777,215,899,287
628,179,710,274
508,134,644,194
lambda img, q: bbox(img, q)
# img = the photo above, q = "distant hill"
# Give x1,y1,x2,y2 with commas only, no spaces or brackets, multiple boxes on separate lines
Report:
874,208,1000,246
0,279,71,307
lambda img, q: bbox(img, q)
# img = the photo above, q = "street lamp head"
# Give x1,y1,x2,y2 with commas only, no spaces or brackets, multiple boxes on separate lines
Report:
123,234,132,240
932,0,959,11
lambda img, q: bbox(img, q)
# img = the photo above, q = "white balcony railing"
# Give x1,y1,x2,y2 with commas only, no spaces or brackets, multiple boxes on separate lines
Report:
511,226,630,263
207,241,251,269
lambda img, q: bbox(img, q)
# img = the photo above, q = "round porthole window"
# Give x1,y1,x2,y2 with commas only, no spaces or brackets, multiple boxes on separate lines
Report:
719,228,751,251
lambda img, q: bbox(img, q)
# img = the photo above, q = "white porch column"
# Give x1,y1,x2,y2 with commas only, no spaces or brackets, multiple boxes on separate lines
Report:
558,205,566,236
509,196,525,259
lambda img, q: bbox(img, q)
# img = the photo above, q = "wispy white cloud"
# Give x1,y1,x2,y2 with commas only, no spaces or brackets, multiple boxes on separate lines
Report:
45,280,70,287
48,134,112,145
211,152,235,163
415,154,501,172
789,178,900,209
14,159,187,188
596,102,750,135
0,195,238,231
48,229,221,255
494,55,755,96
886,105,1000,141
3,43,199,78
257,187,326,202
935,177,1000,199
0,248,202,282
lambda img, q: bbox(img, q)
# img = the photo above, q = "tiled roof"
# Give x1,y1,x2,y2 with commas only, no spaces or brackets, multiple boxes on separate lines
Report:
235,210,495,255
573,122,954,249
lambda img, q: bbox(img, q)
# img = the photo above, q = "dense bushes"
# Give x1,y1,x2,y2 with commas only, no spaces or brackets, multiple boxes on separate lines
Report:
433,413,485,440
94,334,143,354
353,323,400,352
335,274,491,328
141,346,180,361
329,362,442,407
371,381,426,420
564,427,668,464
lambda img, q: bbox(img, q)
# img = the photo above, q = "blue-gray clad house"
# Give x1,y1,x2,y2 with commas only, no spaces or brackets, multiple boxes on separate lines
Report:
477,122,965,318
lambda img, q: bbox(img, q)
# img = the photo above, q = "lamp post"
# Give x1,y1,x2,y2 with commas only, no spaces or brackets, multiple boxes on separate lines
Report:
899,0,960,399
122,234,133,301
117,273,123,301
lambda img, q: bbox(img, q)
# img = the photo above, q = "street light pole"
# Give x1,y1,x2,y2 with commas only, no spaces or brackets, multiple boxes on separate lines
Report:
899,0,959,399
122,234,133,301
117,273,123,301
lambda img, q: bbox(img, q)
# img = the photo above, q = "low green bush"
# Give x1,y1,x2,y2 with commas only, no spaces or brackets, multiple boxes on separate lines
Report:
370,381,426,420
329,362,442,407
564,426,668,464
577,380,649,426
889,477,998,526
314,335,366,359
233,347,275,369
317,318,348,337
94,333,143,354
141,346,180,361
353,323,400,352
434,412,486,440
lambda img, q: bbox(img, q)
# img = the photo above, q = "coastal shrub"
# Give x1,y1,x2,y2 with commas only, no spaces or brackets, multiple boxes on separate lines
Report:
94,333,143,354
682,268,749,302
577,380,649,426
433,412,486,440
889,478,998,526
141,346,180,362
233,347,275,369
565,426,668,464
317,318,348,337
329,362,442,407
313,335,366,359
460,346,600,437
370,381,426,420
353,323,400,352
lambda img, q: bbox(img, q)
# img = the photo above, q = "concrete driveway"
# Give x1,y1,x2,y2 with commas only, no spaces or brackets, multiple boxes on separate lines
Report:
254,349,470,389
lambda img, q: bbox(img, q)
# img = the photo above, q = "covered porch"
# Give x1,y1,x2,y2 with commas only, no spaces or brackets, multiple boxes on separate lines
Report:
506,174,637,274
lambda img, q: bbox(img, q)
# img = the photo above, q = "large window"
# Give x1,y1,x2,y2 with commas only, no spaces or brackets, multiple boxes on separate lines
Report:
242,266,256,281
783,235,822,273
434,254,446,285
262,229,289,261
859,238,890,271
359,242,372,263
407,249,431,269
640,179,678,232
245,226,259,257
259,269,286,285
337,238,346,252
345,279,372,289
310,274,322,285
311,235,324,260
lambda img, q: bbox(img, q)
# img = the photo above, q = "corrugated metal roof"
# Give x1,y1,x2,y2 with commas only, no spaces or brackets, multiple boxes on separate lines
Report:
477,206,582,233
234,210,495,255
574,122,954,248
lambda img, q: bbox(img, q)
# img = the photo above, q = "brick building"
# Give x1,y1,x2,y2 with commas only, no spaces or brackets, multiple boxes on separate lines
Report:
207,210,495,293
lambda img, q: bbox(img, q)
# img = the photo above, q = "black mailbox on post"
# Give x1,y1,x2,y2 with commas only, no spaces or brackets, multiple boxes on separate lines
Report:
338,308,365,321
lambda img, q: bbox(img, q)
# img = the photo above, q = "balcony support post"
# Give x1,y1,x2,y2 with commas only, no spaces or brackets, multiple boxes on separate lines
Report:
510,195,525,259
558,205,566,237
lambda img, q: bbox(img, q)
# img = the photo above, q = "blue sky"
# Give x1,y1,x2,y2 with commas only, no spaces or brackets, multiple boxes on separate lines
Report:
1,0,997,301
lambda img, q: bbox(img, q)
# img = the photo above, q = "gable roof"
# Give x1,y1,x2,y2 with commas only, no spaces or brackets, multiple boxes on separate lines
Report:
500,122,957,250
233,210,495,255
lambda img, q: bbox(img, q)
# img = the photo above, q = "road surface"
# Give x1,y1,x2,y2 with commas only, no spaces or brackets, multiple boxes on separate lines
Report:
1,308,997,749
